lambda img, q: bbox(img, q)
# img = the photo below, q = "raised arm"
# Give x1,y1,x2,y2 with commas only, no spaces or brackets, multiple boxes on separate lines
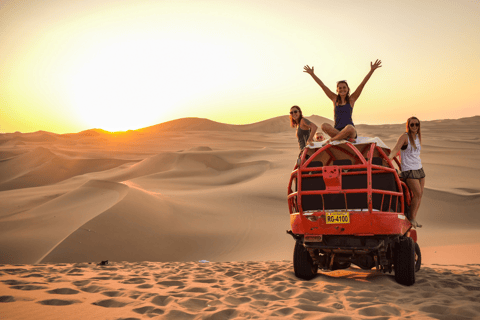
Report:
350,59,382,103
388,133,408,160
301,118,318,146
303,65,337,101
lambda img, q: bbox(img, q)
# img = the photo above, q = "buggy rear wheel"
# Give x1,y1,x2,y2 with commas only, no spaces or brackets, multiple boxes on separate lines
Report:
415,242,421,272
394,236,416,286
293,240,318,280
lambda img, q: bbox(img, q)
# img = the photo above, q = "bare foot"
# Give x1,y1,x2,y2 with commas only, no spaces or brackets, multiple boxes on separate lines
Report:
409,219,422,228
347,138,356,143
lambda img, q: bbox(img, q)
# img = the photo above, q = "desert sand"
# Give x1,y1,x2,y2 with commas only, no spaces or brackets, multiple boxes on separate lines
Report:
1,115,480,319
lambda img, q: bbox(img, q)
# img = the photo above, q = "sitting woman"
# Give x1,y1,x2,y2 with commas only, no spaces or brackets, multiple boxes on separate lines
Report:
290,105,317,159
388,117,425,228
303,60,382,143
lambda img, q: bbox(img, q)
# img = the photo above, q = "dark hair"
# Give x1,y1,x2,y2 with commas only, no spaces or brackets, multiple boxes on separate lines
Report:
406,116,421,150
289,105,303,128
335,81,350,106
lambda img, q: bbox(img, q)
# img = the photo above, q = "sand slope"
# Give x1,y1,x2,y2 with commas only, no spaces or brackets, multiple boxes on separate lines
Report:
1,115,479,267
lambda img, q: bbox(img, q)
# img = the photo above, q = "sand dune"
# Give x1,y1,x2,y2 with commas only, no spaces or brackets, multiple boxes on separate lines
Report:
0,147,135,191
0,180,129,264
1,115,480,318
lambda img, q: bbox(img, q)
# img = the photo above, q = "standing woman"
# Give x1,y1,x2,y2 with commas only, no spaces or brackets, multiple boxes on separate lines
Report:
290,105,317,154
388,117,425,228
303,60,382,143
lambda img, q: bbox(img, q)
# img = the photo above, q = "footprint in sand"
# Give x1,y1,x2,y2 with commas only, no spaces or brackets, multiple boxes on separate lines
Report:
151,295,174,307
72,280,91,286
161,310,196,320
132,306,164,315
101,291,124,297
66,268,84,275
11,284,48,291
81,285,107,293
38,299,81,306
223,295,251,306
358,305,401,317
21,273,44,278
177,298,210,311
0,296,15,302
92,299,130,308
156,280,184,287
121,277,147,284
270,307,296,317
193,278,217,284
2,280,29,286
47,288,80,295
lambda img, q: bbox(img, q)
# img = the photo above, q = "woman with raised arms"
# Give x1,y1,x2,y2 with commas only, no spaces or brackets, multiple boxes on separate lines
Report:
303,60,382,143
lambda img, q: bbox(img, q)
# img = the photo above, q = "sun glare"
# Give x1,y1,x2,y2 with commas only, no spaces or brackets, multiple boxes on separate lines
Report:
66,35,242,132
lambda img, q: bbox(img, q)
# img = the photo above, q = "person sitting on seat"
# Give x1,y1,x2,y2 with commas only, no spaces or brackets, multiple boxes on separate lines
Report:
388,117,425,228
303,60,382,144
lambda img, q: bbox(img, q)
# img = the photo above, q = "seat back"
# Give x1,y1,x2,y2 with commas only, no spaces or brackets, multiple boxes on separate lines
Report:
372,172,399,211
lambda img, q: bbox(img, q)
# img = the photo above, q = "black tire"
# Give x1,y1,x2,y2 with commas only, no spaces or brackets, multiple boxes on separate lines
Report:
394,236,416,286
293,240,318,280
415,242,421,272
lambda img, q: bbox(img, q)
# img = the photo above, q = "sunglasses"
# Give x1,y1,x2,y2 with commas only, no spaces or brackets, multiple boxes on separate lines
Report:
290,110,299,115
409,123,420,127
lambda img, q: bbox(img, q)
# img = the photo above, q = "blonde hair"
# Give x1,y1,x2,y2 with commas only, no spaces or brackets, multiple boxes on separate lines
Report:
406,117,421,150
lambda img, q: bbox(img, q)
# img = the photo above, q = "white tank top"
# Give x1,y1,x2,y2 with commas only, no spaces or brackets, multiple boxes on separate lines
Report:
401,134,422,171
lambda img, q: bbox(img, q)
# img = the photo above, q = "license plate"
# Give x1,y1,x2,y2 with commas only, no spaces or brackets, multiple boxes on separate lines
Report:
326,212,350,224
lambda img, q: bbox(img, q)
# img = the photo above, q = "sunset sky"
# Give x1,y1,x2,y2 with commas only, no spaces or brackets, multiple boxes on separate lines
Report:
1,0,479,133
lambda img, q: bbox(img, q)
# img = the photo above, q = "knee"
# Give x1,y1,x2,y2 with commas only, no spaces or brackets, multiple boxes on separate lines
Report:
321,123,331,131
345,125,355,133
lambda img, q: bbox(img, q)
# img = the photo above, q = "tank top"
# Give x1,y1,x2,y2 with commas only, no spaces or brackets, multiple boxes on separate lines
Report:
334,103,355,130
297,125,310,150
401,134,422,171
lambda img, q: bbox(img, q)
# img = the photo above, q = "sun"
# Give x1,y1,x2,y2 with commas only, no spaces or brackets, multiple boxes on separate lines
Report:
65,35,242,132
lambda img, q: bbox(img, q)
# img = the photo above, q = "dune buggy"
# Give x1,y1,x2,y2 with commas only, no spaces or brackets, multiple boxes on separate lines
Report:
287,138,421,286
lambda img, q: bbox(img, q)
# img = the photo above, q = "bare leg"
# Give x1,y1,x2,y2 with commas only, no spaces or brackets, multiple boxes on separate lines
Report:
416,177,425,214
321,123,339,139
329,125,356,142
406,178,423,227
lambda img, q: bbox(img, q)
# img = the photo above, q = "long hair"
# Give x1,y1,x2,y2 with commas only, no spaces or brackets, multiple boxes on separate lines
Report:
406,116,421,150
335,81,350,106
289,105,303,128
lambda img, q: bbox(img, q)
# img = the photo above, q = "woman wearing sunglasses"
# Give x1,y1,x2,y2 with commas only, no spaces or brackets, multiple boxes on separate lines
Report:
290,105,318,152
388,117,425,228
303,60,382,144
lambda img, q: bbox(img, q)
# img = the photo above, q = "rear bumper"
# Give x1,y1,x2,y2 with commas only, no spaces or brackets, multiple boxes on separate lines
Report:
290,211,411,236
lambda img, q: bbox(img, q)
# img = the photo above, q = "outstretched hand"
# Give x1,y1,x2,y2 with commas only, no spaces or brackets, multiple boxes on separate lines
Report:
371,59,382,71
303,65,315,75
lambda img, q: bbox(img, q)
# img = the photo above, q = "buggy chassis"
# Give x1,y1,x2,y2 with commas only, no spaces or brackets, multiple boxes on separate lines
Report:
287,139,420,286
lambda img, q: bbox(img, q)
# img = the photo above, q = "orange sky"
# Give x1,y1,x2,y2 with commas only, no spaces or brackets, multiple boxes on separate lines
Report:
1,0,479,133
